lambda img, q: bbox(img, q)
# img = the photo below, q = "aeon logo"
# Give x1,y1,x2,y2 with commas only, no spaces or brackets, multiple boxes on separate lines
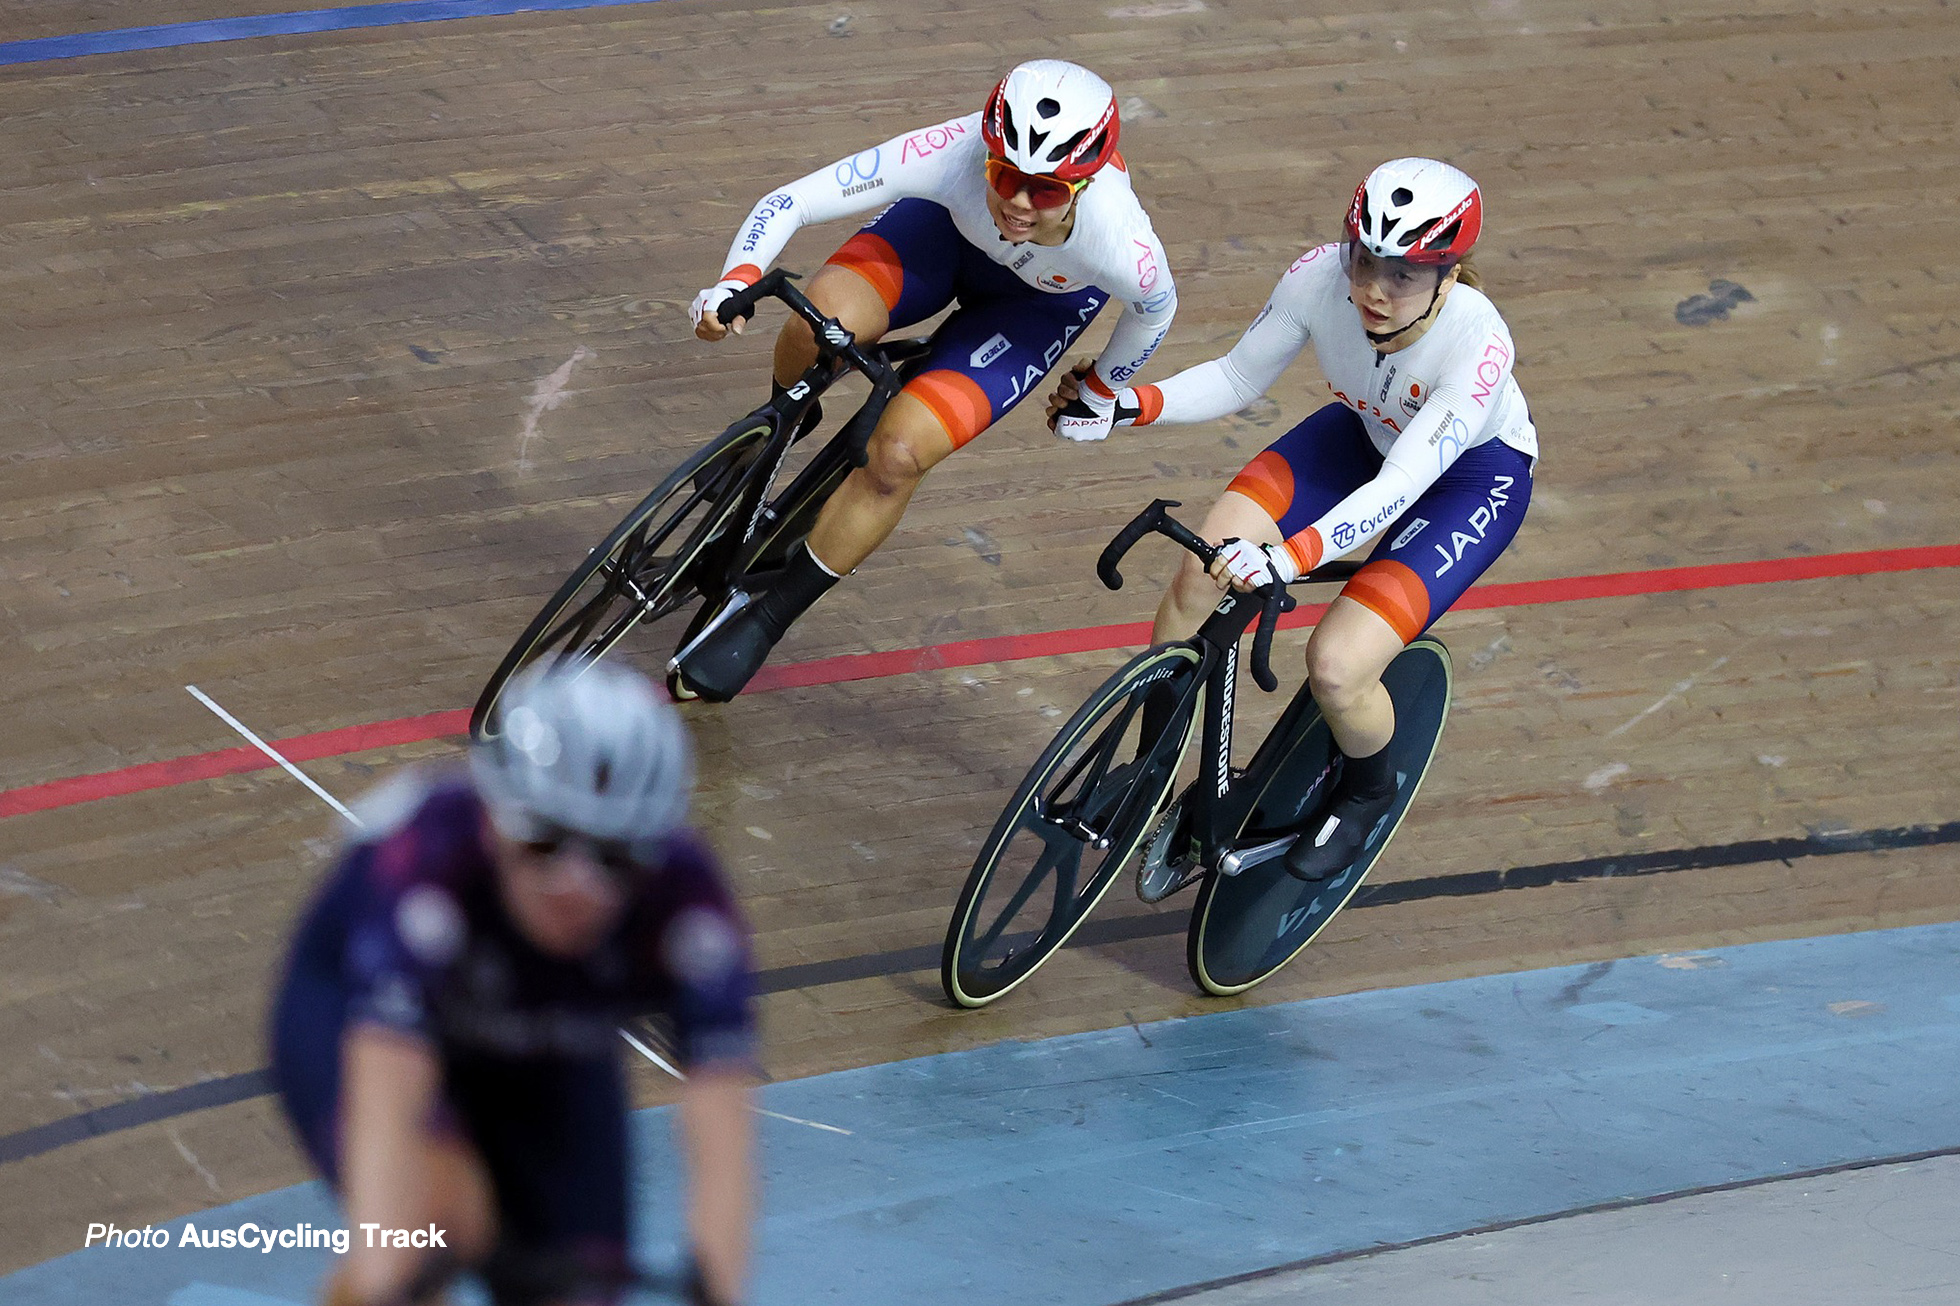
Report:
900,119,968,162
1469,337,1511,407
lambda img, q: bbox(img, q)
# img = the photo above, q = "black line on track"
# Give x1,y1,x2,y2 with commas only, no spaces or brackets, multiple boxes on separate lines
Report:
1103,1141,1960,1306
2,818,1953,1166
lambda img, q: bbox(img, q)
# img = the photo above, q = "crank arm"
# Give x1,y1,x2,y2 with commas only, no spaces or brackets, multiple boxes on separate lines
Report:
1216,834,1297,878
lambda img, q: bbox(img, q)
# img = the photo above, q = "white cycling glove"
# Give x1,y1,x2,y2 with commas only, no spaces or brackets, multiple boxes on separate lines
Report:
1052,386,1142,443
1217,537,1299,587
690,277,754,331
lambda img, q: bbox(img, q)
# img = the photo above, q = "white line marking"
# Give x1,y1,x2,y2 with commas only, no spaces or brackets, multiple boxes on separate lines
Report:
753,1107,853,1136
168,1129,222,1193
185,686,363,826
1606,656,1729,739
618,1027,685,1080
1584,762,1630,791
618,1032,852,1133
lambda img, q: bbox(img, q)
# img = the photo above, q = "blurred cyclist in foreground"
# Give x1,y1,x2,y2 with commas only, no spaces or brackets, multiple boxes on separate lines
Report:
270,662,756,1305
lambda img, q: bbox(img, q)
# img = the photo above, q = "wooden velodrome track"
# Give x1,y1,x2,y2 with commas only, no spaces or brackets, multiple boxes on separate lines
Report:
3,0,1956,1276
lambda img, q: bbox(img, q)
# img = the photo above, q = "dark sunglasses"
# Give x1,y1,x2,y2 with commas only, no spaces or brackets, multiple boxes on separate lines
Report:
983,156,1087,210
516,828,643,877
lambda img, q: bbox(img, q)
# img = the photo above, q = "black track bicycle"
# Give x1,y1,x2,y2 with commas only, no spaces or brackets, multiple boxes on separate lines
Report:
471,269,928,738
941,500,1454,1007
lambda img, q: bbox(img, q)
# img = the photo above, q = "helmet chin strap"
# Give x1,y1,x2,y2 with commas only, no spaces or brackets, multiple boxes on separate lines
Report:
1360,275,1448,347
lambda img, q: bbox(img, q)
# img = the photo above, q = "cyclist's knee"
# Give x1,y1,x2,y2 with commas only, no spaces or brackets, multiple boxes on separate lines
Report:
862,429,933,495
774,311,817,356
1168,555,1215,619
1304,636,1372,706
807,265,891,338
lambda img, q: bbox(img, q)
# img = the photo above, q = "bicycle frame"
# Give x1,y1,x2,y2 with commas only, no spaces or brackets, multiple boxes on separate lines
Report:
689,271,924,592
1162,588,1296,870
1098,498,1362,881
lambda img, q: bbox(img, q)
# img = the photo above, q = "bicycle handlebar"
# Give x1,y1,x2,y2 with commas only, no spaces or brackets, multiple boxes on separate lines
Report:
1097,498,1362,693
717,269,899,467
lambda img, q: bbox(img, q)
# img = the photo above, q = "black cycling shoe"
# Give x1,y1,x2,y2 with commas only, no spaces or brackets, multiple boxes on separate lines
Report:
1283,785,1398,881
668,593,775,703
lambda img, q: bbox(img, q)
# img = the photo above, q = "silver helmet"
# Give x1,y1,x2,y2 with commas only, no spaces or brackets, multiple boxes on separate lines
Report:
471,661,695,858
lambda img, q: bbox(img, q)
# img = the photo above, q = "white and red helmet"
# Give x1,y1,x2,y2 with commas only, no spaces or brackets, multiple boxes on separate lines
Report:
981,60,1120,181
1344,157,1483,266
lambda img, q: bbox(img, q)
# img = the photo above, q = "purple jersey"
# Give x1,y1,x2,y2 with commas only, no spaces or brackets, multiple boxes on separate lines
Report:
278,771,755,1070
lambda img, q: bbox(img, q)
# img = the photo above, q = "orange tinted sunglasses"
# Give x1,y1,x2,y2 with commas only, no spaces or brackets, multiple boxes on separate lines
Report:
983,157,1088,209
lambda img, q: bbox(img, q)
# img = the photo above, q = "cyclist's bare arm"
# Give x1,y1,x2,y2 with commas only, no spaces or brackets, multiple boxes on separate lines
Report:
332,1025,489,1305
678,1065,756,1306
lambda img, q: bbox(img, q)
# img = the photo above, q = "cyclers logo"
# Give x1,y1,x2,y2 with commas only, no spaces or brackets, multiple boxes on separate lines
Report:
1431,474,1515,576
969,333,1011,368
739,194,795,255
1328,497,1407,553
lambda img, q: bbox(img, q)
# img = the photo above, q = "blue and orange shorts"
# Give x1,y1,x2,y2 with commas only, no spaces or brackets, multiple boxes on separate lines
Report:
1227,403,1534,642
825,198,1107,448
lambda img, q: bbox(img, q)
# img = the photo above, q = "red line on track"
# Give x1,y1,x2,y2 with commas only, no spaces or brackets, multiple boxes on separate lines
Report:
4,544,1955,820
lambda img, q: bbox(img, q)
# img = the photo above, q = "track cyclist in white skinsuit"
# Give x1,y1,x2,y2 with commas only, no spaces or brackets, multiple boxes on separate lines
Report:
1051,158,1538,880
675,59,1178,702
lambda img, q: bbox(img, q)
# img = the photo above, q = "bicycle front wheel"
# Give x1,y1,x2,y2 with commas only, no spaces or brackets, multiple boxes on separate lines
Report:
1186,636,1453,995
941,644,1201,1008
470,415,776,739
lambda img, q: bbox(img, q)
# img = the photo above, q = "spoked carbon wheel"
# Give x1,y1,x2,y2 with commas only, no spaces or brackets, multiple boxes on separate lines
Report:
1186,637,1453,996
470,416,775,739
941,644,1201,1008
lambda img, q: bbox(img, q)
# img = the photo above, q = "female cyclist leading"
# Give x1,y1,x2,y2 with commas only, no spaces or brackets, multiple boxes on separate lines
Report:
673,59,1177,702
270,663,755,1306
1052,158,1537,881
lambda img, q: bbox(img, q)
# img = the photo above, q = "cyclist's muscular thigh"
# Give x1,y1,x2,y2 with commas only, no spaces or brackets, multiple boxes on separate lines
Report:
805,393,954,572
772,265,892,387
1303,596,1405,754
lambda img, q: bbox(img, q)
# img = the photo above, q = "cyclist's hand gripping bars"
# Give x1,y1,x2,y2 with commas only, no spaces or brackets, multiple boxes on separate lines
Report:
717,269,902,468
1097,499,1295,694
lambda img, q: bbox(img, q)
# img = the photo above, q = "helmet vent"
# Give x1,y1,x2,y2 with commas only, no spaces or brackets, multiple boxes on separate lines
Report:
1401,218,1438,249
1392,187,1414,206
1429,219,1462,251
1052,128,1092,163
593,758,612,793
1001,103,1019,150
1037,97,1061,118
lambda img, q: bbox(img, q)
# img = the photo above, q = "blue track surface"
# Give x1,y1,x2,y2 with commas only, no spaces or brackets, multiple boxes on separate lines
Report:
7,921,1959,1305
0,0,663,67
